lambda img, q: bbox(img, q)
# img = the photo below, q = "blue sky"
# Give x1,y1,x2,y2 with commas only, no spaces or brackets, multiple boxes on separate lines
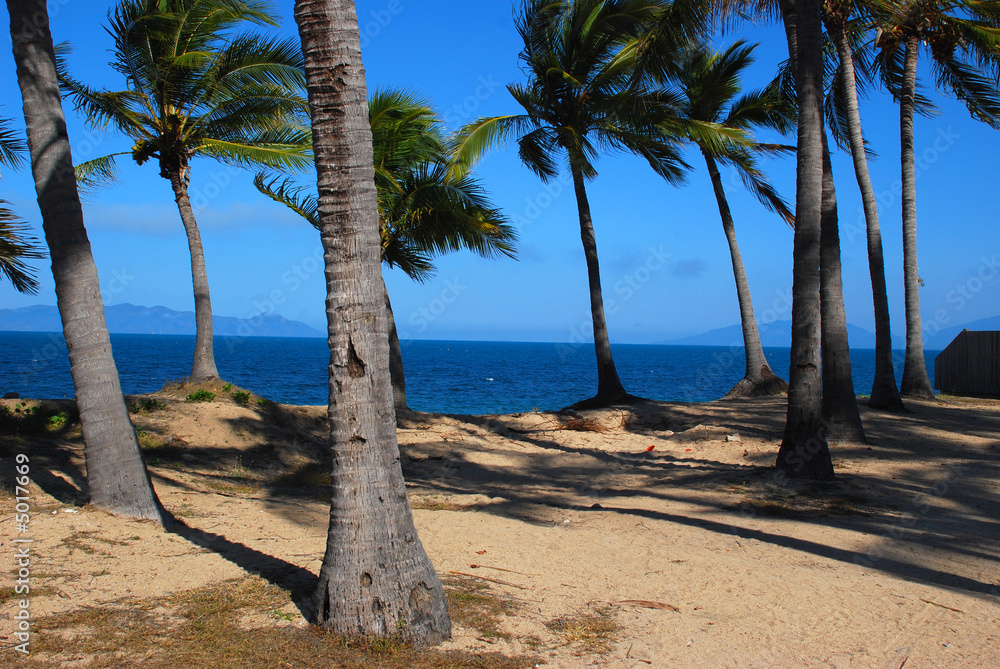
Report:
1,0,998,344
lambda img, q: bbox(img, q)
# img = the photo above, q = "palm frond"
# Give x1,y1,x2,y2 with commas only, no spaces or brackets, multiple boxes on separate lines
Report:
253,173,319,227
0,116,27,171
450,114,538,179
74,153,130,193
0,204,47,294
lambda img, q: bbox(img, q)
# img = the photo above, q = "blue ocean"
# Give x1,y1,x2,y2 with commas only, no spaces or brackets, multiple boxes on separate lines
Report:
0,332,937,415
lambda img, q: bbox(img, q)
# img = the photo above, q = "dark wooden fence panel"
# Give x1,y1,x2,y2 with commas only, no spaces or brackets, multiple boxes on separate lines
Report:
934,330,1000,397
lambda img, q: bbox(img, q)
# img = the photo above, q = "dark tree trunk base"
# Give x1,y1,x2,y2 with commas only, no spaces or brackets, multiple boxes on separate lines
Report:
724,366,789,399
868,389,907,412
565,392,644,411
775,431,836,481
899,382,935,401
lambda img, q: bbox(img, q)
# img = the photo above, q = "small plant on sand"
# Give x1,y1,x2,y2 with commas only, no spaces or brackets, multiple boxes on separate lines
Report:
546,605,620,654
186,389,216,403
46,412,68,429
232,390,251,406
223,382,233,393
442,575,519,641
131,397,168,414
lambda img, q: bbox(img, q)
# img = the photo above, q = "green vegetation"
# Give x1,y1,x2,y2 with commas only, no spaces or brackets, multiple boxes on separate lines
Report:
186,390,216,403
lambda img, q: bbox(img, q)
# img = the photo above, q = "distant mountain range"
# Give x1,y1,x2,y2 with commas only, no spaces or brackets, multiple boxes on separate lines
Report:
922,314,1000,350
0,304,324,338
661,315,1000,350
658,320,877,348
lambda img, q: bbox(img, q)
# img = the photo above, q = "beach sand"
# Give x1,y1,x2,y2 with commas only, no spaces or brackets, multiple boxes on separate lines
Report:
1,391,998,667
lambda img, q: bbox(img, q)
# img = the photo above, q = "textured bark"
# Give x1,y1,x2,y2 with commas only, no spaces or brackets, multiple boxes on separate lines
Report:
169,171,219,381
775,0,834,480
568,163,629,407
9,0,169,523
383,277,408,412
294,0,450,644
828,18,905,411
898,36,935,399
703,151,788,399
820,137,867,443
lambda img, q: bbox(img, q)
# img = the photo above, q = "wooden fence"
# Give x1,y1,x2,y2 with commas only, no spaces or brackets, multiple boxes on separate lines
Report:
934,330,1000,397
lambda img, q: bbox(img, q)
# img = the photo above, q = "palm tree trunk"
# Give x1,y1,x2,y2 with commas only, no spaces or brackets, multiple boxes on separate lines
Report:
9,0,169,523
294,0,449,644
168,172,219,381
383,275,409,412
899,36,935,399
820,135,867,443
702,150,788,398
775,0,834,480
569,163,629,407
828,19,905,411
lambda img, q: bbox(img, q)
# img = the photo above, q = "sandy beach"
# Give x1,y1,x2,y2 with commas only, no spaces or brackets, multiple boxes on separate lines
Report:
1,389,998,668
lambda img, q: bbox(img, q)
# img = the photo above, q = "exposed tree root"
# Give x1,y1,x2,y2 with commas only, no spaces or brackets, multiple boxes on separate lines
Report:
723,367,789,399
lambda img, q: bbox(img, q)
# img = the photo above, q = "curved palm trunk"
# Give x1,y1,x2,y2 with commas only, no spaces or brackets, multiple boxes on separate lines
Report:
383,276,409,412
168,172,219,381
828,19,905,411
294,0,449,644
820,137,867,443
9,0,169,523
899,37,935,399
702,150,788,398
569,164,629,407
775,0,834,480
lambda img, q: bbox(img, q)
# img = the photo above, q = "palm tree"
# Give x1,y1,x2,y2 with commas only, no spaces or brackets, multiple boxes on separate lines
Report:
874,0,1000,399
8,0,169,522
774,0,835,479
670,41,794,398
823,0,906,412
453,0,688,407
58,0,312,381
256,89,517,412
292,0,450,643
0,116,46,294
766,0,867,442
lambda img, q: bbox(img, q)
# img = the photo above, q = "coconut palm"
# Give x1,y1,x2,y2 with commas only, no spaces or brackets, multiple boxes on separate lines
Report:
255,89,517,412
874,0,1000,399
823,0,906,411
58,0,311,381
767,1,868,441
291,0,450,643
669,41,794,397
8,0,169,522
453,0,689,407
769,0,835,478
0,116,46,294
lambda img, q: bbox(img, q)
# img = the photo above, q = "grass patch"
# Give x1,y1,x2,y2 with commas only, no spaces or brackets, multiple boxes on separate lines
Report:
60,531,129,556
203,479,259,497
735,494,867,519
442,575,519,641
545,604,620,654
186,389,216,403
410,498,469,512
130,397,169,414
274,464,331,489
137,428,168,451
0,401,77,435
225,457,261,481
25,577,535,668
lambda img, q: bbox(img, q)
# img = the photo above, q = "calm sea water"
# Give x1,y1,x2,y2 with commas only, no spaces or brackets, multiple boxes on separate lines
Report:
0,331,938,415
